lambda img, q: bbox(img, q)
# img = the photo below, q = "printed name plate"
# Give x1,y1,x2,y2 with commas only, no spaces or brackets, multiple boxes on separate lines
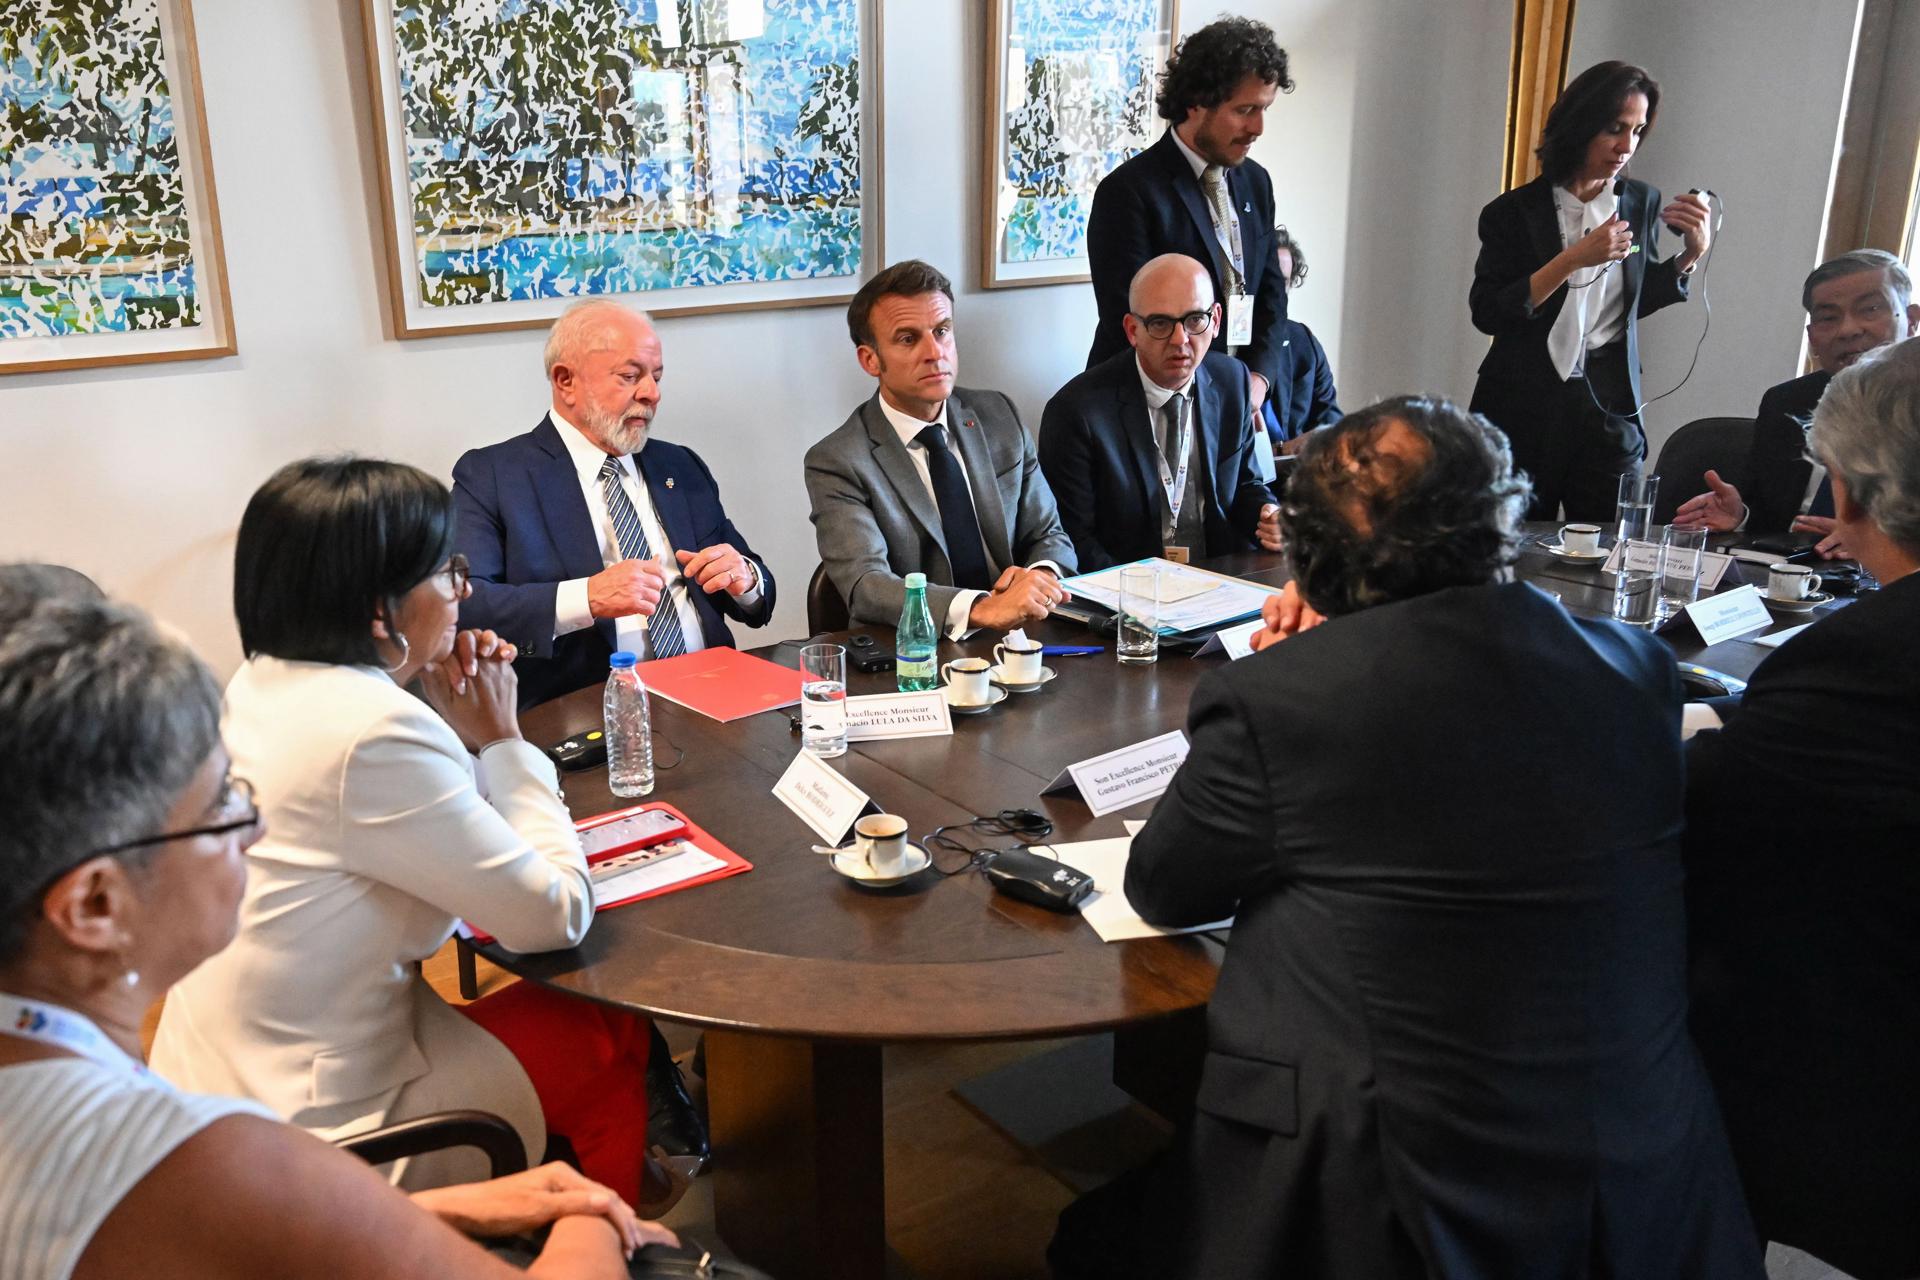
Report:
772,751,875,844
1682,584,1775,647
1041,730,1191,818
843,690,953,742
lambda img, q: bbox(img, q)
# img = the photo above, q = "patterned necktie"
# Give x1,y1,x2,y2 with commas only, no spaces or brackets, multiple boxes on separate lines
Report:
597,456,686,659
1201,165,1245,295
1158,392,1187,466
914,424,993,591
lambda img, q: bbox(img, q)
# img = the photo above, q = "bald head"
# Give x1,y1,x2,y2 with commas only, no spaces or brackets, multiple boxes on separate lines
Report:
545,301,664,455
1124,254,1220,389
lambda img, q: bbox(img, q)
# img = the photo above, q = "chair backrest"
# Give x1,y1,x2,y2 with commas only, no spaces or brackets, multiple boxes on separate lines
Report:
806,563,850,635
334,1108,528,1179
1651,417,1756,524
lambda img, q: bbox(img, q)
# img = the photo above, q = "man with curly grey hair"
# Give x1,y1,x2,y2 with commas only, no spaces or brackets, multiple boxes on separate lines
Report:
1122,396,1763,1277
1085,17,1293,432
1685,336,1920,1280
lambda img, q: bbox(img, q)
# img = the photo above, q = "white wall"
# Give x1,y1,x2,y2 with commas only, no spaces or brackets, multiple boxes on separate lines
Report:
0,0,1534,675
1567,0,1861,461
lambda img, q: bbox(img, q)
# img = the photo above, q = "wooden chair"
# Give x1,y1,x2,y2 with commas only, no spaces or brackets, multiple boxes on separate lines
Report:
806,563,850,635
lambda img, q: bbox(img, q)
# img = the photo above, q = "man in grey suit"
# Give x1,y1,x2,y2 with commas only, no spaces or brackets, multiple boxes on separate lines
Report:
805,259,1078,634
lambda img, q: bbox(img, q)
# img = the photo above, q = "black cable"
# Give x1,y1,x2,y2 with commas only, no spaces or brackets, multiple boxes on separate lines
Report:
921,809,1056,878
1580,191,1723,423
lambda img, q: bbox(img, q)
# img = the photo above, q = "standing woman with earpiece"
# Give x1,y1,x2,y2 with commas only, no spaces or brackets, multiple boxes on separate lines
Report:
1469,61,1711,521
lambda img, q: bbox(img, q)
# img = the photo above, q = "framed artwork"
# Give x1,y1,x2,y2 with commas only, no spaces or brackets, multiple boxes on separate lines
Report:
980,0,1178,290
1,0,235,376
360,0,882,338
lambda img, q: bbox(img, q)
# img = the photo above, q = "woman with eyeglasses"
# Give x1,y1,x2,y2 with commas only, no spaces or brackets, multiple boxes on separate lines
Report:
151,458,674,1213
0,591,673,1279
1468,60,1712,522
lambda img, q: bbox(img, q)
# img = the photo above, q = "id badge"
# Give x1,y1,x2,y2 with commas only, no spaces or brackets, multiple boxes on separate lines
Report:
1226,293,1254,347
1162,545,1191,565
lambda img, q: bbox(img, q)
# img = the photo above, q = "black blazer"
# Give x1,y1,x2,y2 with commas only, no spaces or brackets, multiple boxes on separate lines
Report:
1036,350,1274,572
1686,570,1920,1278
1271,317,1341,441
1468,175,1689,418
1127,582,1762,1278
1742,369,1831,533
452,415,775,709
1084,131,1288,392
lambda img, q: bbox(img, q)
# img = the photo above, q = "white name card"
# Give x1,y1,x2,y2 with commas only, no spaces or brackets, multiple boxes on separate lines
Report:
1682,584,1775,646
772,750,875,844
843,690,953,742
1601,539,1734,590
1193,617,1264,660
1042,730,1190,817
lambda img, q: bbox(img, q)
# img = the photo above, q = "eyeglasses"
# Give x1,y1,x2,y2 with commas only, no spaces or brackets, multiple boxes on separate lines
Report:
1130,310,1214,341
86,777,262,858
434,553,471,598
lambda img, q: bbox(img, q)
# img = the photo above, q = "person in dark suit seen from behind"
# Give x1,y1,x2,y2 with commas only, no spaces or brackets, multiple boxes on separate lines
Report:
1125,395,1763,1279
1085,17,1291,432
805,259,1076,635
1039,252,1280,572
453,299,775,712
1685,336,1920,1280
1674,248,1920,553
1268,225,1341,455
1468,61,1710,521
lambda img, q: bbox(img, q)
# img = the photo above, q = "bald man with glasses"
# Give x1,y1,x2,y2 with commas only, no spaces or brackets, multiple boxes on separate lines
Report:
1039,253,1282,572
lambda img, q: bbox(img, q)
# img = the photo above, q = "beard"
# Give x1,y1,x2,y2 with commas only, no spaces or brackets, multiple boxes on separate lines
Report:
582,401,650,454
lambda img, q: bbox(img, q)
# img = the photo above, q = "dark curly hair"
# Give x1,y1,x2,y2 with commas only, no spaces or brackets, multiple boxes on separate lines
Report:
1156,17,1293,122
1280,395,1531,617
846,259,954,349
1536,61,1660,185
1275,225,1307,290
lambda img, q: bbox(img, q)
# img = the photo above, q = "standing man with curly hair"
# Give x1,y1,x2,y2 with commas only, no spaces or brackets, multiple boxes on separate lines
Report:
1085,16,1293,435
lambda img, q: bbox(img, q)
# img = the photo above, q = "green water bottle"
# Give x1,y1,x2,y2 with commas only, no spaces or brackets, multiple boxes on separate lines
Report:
896,572,938,691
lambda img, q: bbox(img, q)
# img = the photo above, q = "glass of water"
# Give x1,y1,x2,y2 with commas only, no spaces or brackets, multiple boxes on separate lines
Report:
1615,471,1659,547
1612,560,1660,628
1117,565,1161,665
799,643,847,758
1658,524,1708,619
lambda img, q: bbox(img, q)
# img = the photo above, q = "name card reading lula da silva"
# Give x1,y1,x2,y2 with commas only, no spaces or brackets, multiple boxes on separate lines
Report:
842,690,952,742
1602,539,1735,590
1042,730,1191,818
772,750,878,844
1680,583,1775,646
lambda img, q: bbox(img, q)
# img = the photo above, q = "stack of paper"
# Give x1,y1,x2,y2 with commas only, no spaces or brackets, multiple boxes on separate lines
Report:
1044,836,1233,943
1061,558,1280,635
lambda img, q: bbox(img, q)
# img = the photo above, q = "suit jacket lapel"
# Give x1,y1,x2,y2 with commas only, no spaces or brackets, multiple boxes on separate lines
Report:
1522,177,1562,273
634,446,694,558
1114,365,1161,516
1191,361,1230,511
862,397,946,551
530,415,617,650
1620,181,1648,301
1156,132,1229,288
948,392,1016,571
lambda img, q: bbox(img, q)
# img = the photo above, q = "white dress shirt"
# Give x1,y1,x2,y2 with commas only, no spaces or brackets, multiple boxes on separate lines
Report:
549,410,760,657
1137,357,1203,533
1548,183,1629,381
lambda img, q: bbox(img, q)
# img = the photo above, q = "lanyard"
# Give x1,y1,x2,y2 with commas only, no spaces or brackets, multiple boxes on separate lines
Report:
1153,397,1194,527
0,992,145,1076
1205,174,1247,294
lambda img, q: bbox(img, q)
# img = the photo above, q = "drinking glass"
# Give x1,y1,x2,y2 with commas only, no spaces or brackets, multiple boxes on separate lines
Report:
799,643,848,758
1117,565,1160,665
1658,524,1708,619
1615,472,1659,547
1612,559,1660,628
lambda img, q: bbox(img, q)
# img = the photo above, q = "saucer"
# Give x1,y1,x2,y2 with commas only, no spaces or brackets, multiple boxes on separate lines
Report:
990,664,1056,693
944,683,1010,714
1544,541,1609,563
1764,591,1832,614
829,841,932,888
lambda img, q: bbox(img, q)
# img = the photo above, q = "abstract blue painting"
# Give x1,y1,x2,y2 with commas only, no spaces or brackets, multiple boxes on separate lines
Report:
369,0,872,330
983,0,1175,288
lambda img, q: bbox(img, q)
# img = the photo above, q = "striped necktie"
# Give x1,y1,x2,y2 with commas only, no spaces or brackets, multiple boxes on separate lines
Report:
598,456,686,660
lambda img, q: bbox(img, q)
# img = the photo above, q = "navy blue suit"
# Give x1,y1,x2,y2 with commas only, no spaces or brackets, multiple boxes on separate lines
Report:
1038,350,1275,572
1743,369,1833,534
1269,318,1341,443
452,415,775,709
1085,132,1288,394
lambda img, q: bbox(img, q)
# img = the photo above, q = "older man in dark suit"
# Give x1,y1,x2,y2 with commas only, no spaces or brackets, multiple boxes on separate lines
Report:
1039,253,1279,571
1125,396,1762,1278
1085,17,1291,429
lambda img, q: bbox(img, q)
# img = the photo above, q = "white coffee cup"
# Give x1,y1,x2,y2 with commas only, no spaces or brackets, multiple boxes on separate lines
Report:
853,813,911,877
1560,523,1602,555
993,640,1044,684
1767,563,1824,601
941,657,993,705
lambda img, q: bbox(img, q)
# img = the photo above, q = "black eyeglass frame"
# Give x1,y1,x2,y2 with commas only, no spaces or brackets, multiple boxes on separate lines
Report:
1128,309,1216,341
84,778,262,859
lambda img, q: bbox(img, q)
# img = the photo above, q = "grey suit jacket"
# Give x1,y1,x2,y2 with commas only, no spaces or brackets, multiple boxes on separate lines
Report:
804,387,1077,627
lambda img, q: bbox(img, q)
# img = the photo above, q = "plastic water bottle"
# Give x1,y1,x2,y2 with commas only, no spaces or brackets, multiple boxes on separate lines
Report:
604,650,655,797
896,572,938,691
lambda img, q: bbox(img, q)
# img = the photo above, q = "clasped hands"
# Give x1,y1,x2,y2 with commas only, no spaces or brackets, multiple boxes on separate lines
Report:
411,1161,678,1258
420,627,521,750
588,546,756,620
968,564,1071,630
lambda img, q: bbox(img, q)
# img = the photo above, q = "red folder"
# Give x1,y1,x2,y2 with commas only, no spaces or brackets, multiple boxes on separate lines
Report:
637,647,804,722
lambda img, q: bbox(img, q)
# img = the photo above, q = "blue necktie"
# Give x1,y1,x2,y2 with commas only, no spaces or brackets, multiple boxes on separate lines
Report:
598,457,686,659
915,424,993,591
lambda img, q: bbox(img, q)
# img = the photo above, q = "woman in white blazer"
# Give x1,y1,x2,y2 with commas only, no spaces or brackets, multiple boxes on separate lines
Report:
152,458,663,1208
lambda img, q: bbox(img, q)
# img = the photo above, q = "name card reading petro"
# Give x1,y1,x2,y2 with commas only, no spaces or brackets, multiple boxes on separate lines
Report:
843,690,953,742
772,750,877,844
1193,617,1264,661
1042,730,1191,817
1681,584,1775,647
1602,539,1735,590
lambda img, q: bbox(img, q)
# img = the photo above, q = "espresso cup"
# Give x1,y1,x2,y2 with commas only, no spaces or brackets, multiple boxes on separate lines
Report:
1560,523,1602,555
941,657,993,705
993,640,1044,684
853,813,911,877
1767,563,1823,601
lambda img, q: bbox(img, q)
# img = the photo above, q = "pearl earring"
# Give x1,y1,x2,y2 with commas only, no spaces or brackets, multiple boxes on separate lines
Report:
123,969,141,989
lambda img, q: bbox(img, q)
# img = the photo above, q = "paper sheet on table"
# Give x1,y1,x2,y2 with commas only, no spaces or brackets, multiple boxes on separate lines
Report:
1062,559,1280,634
1754,623,1813,648
590,841,727,904
1681,703,1723,740
1075,565,1223,605
1049,837,1232,942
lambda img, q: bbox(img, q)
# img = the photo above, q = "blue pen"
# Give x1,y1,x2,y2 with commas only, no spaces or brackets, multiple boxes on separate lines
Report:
1041,645,1105,656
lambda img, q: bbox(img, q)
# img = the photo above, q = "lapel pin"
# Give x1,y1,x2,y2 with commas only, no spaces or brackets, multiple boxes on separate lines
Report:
665,477,675,489
1242,202,1251,213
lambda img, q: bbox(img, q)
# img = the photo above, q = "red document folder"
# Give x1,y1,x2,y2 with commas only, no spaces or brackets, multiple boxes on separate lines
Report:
462,802,751,946
637,647,804,722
